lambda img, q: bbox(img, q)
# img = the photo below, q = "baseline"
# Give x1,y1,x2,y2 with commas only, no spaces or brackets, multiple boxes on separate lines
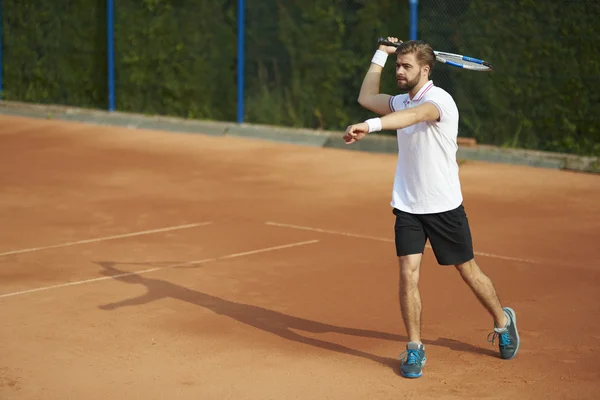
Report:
0,222,213,257
0,239,319,299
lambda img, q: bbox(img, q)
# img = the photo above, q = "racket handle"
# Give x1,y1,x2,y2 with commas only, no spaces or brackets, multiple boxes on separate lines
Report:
377,37,402,47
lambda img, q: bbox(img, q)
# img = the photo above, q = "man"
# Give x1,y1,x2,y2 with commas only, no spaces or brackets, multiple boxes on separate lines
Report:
344,37,520,379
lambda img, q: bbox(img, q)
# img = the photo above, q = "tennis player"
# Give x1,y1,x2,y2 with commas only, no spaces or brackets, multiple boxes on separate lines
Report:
344,37,520,378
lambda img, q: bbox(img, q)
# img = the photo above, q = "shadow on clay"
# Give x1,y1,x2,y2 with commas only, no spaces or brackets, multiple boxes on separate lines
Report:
94,261,498,376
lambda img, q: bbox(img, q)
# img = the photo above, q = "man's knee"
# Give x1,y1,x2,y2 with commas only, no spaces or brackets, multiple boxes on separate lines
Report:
398,254,421,283
455,258,480,281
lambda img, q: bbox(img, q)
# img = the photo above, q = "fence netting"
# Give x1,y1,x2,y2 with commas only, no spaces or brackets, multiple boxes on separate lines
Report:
2,1,598,155
3,0,107,108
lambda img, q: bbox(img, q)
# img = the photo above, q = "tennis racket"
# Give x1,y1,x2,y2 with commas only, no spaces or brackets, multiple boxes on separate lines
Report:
377,37,494,72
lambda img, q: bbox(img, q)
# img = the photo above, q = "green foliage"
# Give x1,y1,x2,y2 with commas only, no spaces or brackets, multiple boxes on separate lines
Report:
243,0,407,129
2,0,598,156
420,0,600,156
114,0,236,120
2,0,107,108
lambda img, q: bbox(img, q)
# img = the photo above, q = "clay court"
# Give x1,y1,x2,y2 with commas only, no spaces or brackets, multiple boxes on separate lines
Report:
1,115,599,399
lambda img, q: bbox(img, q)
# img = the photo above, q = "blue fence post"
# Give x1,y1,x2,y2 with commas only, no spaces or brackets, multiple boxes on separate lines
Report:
107,0,115,111
237,0,245,124
409,0,418,41
0,0,3,100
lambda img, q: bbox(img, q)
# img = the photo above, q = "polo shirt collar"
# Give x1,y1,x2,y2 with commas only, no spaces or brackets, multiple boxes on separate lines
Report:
404,80,434,105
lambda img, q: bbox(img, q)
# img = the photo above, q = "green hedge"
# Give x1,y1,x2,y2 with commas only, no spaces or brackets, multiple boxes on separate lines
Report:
114,0,236,120
420,0,600,156
2,0,107,108
2,0,598,156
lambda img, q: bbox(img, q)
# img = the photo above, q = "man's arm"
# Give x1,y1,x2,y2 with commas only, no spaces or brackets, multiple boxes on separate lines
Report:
343,103,440,144
379,102,440,130
357,37,401,116
357,64,392,116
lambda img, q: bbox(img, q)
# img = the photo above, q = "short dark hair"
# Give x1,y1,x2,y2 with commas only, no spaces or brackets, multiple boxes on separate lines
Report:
395,40,435,75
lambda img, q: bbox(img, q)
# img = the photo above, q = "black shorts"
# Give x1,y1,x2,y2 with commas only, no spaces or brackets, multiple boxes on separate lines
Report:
393,204,474,266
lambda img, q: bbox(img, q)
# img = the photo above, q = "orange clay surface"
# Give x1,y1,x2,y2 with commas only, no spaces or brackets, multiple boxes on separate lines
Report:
1,115,599,400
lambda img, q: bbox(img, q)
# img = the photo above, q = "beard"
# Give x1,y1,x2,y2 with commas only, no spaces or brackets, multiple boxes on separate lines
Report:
396,71,421,91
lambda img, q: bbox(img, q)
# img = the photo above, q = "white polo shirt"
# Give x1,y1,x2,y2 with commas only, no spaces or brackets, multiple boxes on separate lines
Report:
388,80,463,214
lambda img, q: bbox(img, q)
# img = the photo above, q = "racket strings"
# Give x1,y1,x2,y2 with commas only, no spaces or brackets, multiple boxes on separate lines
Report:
435,53,491,71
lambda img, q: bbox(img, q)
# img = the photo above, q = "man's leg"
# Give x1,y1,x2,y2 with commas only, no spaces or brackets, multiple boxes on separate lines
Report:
422,204,520,360
392,208,428,378
398,253,427,377
399,254,424,344
454,259,507,328
455,258,520,359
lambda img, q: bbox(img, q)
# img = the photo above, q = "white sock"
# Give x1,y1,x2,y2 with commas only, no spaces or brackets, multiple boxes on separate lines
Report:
494,311,510,333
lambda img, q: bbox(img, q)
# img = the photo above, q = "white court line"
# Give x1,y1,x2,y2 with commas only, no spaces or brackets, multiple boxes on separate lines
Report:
0,239,319,299
0,222,213,257
0,267,163,299
265,221,537,264
266,222,396,243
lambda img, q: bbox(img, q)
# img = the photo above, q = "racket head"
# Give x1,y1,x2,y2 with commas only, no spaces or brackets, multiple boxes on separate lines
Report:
376,37,494,72
433,51,493,72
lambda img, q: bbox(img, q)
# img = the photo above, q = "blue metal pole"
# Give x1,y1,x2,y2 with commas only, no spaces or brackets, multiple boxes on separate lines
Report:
236,0,245,124
409,0,418,41
107,0,115,111
0,0,3,100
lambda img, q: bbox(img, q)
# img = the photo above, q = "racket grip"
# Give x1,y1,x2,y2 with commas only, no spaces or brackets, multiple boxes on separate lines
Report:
377,37,401,47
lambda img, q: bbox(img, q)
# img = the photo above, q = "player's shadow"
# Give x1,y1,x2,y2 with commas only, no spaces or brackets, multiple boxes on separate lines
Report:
94,261,497,374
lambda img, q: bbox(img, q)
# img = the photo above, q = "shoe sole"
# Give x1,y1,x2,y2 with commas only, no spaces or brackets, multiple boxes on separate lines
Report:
401,372,422,378
503,307,520,359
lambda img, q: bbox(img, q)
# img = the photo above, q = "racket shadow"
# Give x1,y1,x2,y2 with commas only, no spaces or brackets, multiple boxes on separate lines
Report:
93,261,498,374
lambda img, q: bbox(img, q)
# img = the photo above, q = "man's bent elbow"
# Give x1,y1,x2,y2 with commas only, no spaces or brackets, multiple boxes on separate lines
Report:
357,96,375,111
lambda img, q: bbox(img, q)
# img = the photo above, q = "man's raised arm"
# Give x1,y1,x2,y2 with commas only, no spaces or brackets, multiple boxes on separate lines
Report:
357,36,402,116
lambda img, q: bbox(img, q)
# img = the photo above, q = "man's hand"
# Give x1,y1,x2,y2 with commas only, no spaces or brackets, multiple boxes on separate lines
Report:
379,36,402,55
343,123,369,144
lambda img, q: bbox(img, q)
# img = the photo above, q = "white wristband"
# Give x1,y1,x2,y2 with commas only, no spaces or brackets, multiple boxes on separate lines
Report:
371,50,388,68
365,118,382,133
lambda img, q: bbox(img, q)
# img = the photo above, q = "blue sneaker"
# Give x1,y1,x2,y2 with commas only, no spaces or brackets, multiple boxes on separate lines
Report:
488,307,520,360
399,342,426,378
